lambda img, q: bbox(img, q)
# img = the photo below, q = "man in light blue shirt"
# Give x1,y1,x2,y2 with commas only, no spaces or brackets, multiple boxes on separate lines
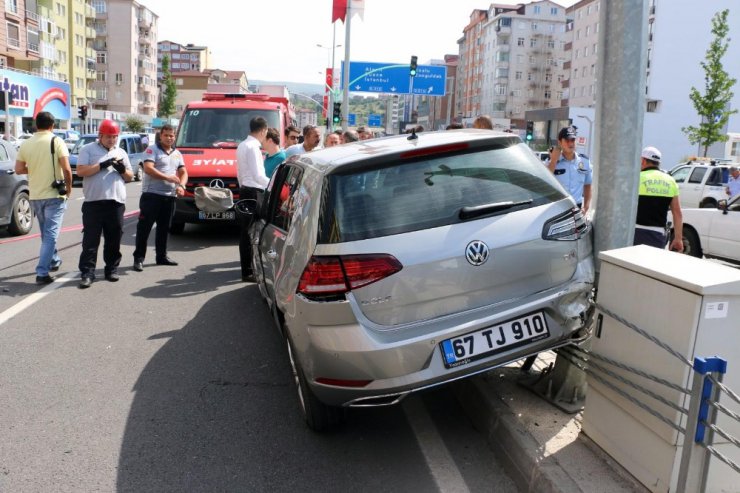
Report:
726,166,740,200
547,126,593,213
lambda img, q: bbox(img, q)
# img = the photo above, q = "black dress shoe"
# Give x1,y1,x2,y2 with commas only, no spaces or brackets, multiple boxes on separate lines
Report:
35,275,54,285
105,272,120,282
156,257,178,266
78,277,93,289
133,259,144,272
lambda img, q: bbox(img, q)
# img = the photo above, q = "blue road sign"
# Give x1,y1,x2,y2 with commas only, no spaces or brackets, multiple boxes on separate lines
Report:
348,113,356,126
368,114,382,127
341,61,447,96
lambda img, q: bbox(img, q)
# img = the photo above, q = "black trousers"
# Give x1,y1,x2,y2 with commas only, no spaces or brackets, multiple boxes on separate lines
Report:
133,192,176,261
79,200,125,278
238,186,259,277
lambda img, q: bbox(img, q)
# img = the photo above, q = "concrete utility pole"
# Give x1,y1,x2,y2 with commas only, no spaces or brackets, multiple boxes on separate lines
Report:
592,0,650,264
522,0,650,413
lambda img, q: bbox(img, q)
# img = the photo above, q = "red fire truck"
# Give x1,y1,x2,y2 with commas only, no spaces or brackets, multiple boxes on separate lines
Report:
171,92,296,233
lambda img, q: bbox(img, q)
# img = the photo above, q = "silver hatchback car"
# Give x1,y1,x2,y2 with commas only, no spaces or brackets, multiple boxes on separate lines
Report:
251,129,594,430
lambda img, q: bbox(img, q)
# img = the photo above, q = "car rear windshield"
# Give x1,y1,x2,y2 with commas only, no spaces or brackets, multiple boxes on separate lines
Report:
317,142,567,243
176,108,280,148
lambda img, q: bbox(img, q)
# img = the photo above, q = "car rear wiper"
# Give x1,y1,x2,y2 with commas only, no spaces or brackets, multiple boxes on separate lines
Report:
459,199,533,220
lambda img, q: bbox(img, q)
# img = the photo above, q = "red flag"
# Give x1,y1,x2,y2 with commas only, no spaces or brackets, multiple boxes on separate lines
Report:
332,0,347,23
325,68,333,91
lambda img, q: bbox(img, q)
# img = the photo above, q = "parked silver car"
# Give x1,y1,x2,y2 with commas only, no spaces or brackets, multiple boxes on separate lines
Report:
251,129,594,430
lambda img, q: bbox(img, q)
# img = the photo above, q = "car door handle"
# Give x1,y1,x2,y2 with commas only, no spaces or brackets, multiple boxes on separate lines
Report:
4,169,14,175
266,249,278,260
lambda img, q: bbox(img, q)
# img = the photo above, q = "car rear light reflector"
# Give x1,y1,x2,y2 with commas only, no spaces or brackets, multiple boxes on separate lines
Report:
542,207,589,240
297,254,403,296
315,377,373,388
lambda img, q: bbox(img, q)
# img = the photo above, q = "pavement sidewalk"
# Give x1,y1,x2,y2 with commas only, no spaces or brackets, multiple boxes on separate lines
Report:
453,351,650,493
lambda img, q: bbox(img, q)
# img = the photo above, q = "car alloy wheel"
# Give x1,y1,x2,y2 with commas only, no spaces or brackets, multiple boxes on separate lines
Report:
8,191,32,236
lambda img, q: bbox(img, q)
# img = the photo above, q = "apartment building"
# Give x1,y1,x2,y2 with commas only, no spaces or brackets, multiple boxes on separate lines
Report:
2,0,43,71
91,0,158,117
455,9,488,120
561,0,598,108
157,40,211,81
481,1,568,124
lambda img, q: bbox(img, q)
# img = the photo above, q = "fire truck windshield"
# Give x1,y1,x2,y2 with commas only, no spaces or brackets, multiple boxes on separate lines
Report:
176,108,280,148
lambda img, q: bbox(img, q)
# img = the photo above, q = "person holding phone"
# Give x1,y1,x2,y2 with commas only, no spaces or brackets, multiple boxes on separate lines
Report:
547,126,592,214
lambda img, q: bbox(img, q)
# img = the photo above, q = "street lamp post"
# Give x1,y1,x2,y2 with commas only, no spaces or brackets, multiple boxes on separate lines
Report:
318,25,342,130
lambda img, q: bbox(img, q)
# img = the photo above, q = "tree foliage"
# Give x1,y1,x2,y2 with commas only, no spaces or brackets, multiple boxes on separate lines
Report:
158,55,177,118
682,9,738,156
125,115,145,132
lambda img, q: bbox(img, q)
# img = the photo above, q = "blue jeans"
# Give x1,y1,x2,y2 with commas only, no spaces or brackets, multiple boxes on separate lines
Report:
31,198,67,276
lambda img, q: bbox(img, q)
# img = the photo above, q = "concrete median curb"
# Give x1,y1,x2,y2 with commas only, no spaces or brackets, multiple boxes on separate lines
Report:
453,376,581,493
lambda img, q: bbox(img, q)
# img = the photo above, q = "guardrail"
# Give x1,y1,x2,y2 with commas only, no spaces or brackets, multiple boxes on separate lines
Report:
551,302,739,491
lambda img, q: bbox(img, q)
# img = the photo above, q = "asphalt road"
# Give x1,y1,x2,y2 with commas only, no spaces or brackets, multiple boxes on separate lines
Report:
0,182,516,492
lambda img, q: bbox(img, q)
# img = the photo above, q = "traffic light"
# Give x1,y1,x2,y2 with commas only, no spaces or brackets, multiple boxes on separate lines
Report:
78,105,88,120
525,120,534,141
332,102,341,124
409,55,418,77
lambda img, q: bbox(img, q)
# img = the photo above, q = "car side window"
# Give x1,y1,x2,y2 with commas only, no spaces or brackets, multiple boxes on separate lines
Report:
688,167,707,184
670,166,691,183
119,138,128,153
132,137,143,153
269,165,303,232
0,143,9,161
706,168,723,186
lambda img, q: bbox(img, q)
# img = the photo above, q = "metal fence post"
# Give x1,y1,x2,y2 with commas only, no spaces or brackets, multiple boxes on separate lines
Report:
676,357,727,493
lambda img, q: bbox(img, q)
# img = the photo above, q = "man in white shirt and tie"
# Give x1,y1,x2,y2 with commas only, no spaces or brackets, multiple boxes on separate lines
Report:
236,116,269,282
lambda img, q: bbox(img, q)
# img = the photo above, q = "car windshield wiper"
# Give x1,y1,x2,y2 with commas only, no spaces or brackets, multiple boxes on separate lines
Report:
459,199,533,221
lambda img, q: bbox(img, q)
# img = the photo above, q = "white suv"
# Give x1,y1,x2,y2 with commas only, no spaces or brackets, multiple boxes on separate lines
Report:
669,162,733,208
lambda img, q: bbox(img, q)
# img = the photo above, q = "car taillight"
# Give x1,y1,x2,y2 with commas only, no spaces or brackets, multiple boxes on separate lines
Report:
297,254,403,296
542,207,589,241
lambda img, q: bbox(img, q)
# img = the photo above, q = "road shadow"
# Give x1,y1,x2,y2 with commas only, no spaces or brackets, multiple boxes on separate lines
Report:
130,260,242,299
116,285,436,492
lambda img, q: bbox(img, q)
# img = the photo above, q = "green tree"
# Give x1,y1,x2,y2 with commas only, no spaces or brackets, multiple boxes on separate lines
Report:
682,9,738,156
158,55,177,118
125,115,145,132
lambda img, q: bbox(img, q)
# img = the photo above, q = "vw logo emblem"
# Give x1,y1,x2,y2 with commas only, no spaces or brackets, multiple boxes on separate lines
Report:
465,240,490,266
209,179,225,189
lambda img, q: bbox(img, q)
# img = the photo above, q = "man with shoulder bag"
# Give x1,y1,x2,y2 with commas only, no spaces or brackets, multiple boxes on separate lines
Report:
15,112,72,285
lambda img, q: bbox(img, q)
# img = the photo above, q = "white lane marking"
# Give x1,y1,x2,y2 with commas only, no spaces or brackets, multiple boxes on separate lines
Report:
403,397,471,493
0,273,76,327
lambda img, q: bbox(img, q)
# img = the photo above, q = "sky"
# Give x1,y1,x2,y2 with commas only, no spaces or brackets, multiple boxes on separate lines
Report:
142,0,578,85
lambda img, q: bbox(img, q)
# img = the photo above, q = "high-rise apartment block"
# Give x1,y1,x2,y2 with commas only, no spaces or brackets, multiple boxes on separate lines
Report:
157,40,211,81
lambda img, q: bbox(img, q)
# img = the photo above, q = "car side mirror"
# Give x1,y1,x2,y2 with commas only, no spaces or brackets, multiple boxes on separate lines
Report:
718,199,728,214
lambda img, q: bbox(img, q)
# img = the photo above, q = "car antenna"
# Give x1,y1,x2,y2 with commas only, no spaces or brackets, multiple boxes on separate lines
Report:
407,128,418,141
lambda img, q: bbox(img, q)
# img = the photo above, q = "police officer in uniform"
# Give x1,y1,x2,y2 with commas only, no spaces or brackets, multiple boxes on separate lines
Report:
132,124,187,271
547,126,592,213
635,146,684,251
75,119,133,288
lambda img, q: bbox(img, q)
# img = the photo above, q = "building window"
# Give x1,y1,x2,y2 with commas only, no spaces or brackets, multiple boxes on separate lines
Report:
533,5,541,14
6,22,20,49
551,7,558,15
556,91,563,100
574,68,578,79
176,78,183,86
96,51,106,63
96,71,106,82
517,37,524,46
544,90,551,99
517,54,524,64
495,68,509,78
547,39,555,48
515,71,522,80
531,22,538,30
545,73,552,82
495,84,507,95
76,77,84,89
513,89,521,97
6,0,18,14
529,56,536,64
56,2,66,16
530,38,537,47
576,29,581,40
584,46,589,57
586,26,591,37
593,43,598,55
115,73,123,83
527,72,534,81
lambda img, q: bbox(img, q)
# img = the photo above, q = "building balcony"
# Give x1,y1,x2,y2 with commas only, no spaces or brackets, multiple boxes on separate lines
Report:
561,79,569,89
28,41,40,54
6,35,20,49
85,26,95,39
86,68,96,79
139,35,151,46
494,25,511,34
85,47,94,58
25,9,40,24
95,27,107,37
85,3,95,17
138,15,152,28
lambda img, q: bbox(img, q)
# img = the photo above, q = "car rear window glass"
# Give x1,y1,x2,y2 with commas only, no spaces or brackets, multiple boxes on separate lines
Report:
317,143,567,243
688,167,707,184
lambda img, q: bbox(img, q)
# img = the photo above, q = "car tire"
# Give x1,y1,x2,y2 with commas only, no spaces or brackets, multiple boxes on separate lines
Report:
284,331,343,432
8,190,33,236
700,200,717,209
169,221,185,234
681,227,703,258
